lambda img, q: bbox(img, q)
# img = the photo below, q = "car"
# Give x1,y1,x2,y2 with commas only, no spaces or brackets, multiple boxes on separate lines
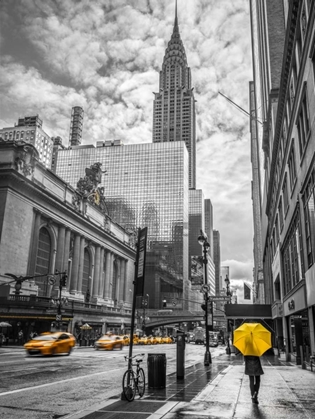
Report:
120,335,130,346
163,336,173,344
147,335,158,345
95,334,124,350
155,336,163,344
138,336,149,345
24,331,76,356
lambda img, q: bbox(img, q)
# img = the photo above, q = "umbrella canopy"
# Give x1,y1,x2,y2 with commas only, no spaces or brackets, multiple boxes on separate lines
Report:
80,323,92,330
233,323,271,357
0,322,12,328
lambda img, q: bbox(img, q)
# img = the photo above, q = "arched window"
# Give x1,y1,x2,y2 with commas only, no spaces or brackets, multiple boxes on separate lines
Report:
82,248,91,299
35,227,51,296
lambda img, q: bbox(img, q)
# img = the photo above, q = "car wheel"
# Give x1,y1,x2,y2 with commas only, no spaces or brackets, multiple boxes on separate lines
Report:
50,348,56,356
66,347,72,356
120,344,123,350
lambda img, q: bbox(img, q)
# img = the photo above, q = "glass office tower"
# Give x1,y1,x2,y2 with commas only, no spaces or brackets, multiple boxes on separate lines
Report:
55,140,189,309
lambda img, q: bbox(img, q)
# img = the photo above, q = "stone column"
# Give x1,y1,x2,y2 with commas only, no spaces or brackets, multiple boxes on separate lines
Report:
77,236,85,293
99,248,104,298
120,259,126,302
118,259,125,302
55,225,65,272
70,233,81,293
104,251,112,300
92,246,101,298
115,258,121,303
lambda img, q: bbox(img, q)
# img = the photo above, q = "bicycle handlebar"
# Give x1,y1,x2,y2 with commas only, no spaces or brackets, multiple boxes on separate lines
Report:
124,353,145,361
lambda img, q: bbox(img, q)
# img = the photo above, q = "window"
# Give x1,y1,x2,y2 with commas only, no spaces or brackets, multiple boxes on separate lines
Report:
288,143,297,191
302,165,315,268
82,248,91,298
35,227,51,297
310,33,315,87
278,197,284,231
282,208,305,295
296,85,310,157
283,174,289,214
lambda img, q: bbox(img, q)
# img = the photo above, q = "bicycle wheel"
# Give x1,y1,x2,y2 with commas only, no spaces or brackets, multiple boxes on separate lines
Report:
122,369,136,402
137,367,146,398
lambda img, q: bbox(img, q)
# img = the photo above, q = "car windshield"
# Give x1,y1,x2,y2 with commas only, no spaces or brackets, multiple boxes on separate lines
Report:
99,335,115,341
32,335,58,341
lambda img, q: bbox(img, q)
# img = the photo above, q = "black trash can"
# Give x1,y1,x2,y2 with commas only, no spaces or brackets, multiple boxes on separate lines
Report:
147,353,166,389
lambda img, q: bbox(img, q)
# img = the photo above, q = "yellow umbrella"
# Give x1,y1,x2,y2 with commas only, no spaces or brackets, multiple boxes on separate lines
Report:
233,323,271,357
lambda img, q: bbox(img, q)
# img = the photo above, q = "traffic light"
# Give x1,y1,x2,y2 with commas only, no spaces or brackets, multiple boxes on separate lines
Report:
163,298,167,308
61,274,67,287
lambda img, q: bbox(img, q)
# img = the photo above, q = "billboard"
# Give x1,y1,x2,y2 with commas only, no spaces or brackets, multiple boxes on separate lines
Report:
190,255,204,286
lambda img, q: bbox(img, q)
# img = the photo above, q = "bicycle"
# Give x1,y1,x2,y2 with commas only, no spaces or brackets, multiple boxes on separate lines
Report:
122,353,146,402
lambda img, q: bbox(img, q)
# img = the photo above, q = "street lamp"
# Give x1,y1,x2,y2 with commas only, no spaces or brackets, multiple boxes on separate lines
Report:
224,275,232,354
198,230,212,366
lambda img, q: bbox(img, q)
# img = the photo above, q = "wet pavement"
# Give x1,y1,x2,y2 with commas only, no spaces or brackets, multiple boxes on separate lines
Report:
65,353,315,419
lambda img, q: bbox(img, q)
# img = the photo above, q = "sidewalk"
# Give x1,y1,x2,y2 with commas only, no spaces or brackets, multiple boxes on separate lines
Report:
66,353,315,419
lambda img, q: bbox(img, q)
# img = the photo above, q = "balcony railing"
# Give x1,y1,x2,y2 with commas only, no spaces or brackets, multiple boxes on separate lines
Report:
0,294,132,315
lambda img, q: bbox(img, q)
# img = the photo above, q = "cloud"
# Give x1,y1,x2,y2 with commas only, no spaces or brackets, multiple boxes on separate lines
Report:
221,259,253,281
0,0,254,268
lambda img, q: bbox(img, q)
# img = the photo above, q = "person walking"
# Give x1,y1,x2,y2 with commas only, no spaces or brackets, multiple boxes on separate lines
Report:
244,355,264,404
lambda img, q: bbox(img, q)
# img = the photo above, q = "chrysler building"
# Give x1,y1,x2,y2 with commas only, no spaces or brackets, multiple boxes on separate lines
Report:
152,1,196,189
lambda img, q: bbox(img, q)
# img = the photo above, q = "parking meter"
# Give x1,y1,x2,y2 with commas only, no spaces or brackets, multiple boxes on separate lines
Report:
176,330,186,379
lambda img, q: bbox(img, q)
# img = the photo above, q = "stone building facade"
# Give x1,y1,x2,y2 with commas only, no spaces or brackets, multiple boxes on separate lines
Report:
0,140,136,342
250,0,315,360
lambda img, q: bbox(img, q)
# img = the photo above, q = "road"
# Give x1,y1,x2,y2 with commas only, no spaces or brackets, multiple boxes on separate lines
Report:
0,343,226,419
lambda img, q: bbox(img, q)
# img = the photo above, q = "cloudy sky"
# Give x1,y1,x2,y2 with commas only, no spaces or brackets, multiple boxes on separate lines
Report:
0,0,254,297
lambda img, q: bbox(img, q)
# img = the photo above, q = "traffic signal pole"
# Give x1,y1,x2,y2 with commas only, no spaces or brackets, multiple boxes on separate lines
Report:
202,246,211,366
54,270,67,330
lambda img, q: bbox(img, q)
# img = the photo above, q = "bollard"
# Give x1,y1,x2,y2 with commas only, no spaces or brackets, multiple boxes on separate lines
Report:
176,330,186,379
300,345,306,369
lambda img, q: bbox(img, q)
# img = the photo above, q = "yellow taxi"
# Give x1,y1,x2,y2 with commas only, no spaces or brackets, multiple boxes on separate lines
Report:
138,335,149,345
95,334,124,350
146,335,155,345
132,334,140,345
120,335,130,346
155,336,164,344
24,332,76,356
163,336,173,344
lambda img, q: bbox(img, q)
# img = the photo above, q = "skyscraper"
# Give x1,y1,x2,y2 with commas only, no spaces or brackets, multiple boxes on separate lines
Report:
69,106,84,146
152,1,196,189
0,115,53,168
55,140,190,309
213,230,221,295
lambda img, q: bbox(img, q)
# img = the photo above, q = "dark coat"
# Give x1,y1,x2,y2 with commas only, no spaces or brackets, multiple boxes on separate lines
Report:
244,356,264,376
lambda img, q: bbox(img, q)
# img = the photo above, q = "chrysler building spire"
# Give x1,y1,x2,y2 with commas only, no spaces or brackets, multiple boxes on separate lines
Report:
173,0,179,33
152,0,196,189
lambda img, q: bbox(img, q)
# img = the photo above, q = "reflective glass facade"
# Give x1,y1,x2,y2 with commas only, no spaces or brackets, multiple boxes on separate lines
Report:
55,141,189,309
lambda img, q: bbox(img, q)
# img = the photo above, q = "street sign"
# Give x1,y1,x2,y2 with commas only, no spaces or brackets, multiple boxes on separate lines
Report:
56,314,62,321
209,296,231,302
200,285,210,294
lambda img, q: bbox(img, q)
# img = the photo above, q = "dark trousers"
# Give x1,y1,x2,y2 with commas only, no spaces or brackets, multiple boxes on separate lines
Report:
249,375,261,396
